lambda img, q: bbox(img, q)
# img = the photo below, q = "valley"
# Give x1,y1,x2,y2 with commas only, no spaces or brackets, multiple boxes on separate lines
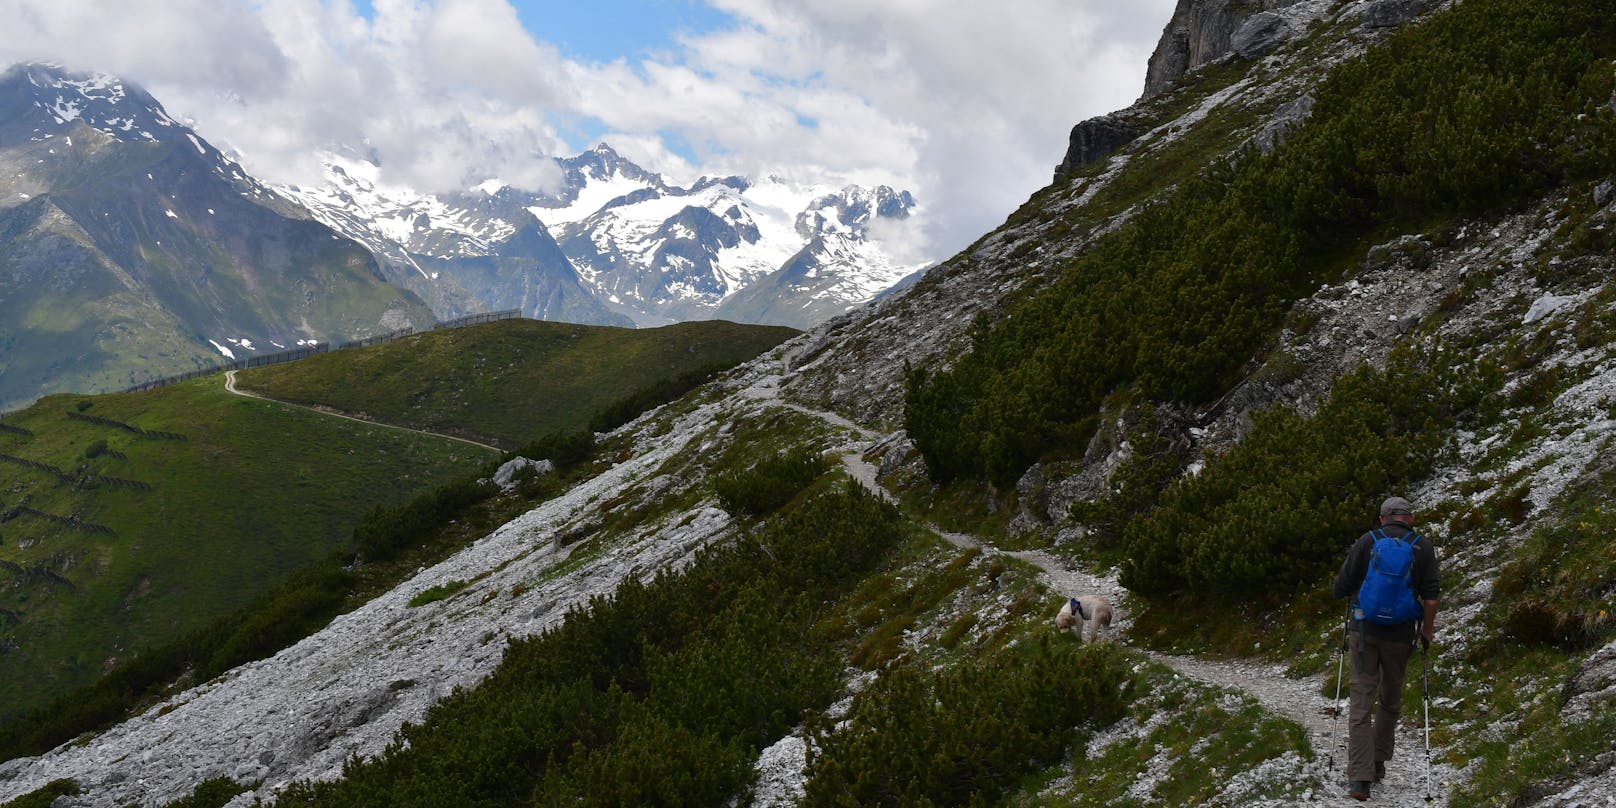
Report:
3,0,1616,806
0,316,795,742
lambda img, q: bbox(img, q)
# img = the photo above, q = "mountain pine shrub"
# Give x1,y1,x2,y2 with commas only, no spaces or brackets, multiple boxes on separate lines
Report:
273,482,905,806
712,446,825,518
353,476,496,562
159,777,247,808
905,0,1616,485
0,779,78,808
802,636,1133,806
1119,343,1494,599
508,427,595,472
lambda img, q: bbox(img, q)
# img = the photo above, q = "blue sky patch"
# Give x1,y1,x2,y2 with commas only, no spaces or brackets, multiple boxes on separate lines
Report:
353,0,735,65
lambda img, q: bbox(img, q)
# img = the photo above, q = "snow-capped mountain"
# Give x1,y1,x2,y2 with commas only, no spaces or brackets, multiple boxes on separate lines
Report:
281,143,927,329
0,63,435,410
714,186,922,327
280,152,629,328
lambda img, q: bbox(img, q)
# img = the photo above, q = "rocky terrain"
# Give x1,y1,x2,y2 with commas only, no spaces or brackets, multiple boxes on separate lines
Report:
3,0,1615,804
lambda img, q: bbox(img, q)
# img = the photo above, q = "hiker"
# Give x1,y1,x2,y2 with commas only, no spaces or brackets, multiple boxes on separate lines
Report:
1054,595,1112,643
1332,496,1440,802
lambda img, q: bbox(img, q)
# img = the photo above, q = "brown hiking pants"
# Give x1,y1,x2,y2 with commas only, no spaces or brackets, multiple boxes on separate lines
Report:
1348,628,1413,782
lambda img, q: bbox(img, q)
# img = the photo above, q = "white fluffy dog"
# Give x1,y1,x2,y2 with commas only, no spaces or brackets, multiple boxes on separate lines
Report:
1054,595,1113,643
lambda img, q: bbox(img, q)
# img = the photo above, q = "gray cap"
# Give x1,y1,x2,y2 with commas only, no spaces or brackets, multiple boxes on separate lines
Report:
1380,496,1414,516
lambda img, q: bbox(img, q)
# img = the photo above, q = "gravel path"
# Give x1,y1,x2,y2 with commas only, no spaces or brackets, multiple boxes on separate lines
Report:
224,370,503,453
819,432,1459,806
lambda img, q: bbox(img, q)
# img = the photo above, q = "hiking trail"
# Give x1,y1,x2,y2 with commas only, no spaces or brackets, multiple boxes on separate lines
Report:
749,359,1458,806
224,370,502,453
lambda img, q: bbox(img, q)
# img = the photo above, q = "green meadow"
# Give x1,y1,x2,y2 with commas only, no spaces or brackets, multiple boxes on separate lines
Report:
0,376,494,720
237,318,799,448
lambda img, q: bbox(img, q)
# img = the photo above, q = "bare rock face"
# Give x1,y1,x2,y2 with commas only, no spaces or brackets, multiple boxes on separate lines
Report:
1361,0,1441,29
1055,109,1151,178
1231,11,1295,59
1564,638,1616,723
1142,0,1307,100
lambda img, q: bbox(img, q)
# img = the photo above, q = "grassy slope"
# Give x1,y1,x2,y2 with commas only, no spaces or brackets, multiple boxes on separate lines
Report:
235,319,800,448
0,378,496,720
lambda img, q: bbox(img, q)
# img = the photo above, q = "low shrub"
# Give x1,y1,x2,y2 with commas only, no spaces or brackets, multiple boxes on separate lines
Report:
160,777,248,808
0,779,78,808
802,637,1134,806
712,446,825,518
508,428,595,472
408,580,469,608
353,476,496,562
588,361,739,434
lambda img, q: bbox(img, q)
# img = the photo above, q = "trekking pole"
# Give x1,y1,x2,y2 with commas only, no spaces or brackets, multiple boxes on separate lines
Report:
1422,639,1434,804
1327,600,1349,772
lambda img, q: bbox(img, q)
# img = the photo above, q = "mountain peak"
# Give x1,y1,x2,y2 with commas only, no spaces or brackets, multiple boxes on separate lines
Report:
795,185,915,240
563,142,652,180
0,61,179,143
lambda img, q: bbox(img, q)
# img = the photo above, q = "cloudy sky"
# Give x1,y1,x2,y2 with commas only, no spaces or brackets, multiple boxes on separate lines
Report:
0,0,1175,261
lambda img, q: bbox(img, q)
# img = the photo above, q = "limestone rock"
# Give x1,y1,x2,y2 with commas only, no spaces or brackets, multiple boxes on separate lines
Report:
491,457,555,490
1365,235,1430,271
1231,12,1295,59
874,434,917,480
1563,639,1616,723
1361,0,1440,29
1141,0,1307,99
1252,93,1316,153
1055,110,1146,177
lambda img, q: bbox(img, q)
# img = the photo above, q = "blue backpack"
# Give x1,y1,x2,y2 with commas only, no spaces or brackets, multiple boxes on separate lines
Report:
1355,529,1424,626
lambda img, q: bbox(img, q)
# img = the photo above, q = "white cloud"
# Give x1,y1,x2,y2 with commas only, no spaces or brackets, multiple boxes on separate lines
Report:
0,0,1176,259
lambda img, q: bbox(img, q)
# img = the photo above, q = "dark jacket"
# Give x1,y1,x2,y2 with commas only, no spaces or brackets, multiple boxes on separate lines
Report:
1332,521,1439,642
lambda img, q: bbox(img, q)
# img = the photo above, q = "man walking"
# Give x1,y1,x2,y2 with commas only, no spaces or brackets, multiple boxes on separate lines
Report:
1332,496,1440,801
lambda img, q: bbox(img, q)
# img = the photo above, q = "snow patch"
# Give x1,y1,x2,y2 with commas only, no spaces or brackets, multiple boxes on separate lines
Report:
207,340,235,360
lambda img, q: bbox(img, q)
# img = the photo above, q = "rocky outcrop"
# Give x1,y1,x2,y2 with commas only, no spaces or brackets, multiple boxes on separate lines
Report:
1142,0,1308,100
1055,110,1150,178
489,457,554,491
1231,11,1295,59
1251,93,1316,153
1361,0,1441,29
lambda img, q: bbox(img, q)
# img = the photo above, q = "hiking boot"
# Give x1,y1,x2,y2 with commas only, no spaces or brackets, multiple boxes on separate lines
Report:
1374,761,1386,782
1349,780,1373,801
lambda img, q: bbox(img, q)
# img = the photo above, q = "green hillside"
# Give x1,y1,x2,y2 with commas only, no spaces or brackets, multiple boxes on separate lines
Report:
251,0,1616,803
236,319,800,448
0,379,496,720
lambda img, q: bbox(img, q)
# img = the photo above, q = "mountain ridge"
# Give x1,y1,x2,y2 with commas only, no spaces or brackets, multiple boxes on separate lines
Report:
4,0,1616,805
0,63,438,412
282,142,925,329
